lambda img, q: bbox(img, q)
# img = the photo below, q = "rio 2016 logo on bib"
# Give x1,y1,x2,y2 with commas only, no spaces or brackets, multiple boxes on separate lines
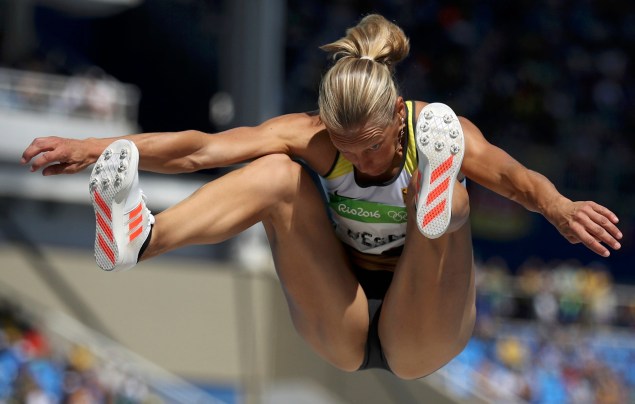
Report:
329,193,407,224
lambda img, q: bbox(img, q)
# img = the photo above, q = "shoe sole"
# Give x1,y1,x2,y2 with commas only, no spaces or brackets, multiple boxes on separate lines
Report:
414,103,465,238
89,140,139,271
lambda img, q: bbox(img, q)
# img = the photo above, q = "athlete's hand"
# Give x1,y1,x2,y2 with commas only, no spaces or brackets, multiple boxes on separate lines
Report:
548,198,622,257
21,136,102,176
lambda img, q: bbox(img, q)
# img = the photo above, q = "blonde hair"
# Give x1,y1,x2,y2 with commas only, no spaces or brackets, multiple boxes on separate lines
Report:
318,14,410,135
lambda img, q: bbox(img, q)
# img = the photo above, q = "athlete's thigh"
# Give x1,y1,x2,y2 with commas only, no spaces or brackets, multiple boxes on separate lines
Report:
146,155,311,255
261,160,369,371
377,180,475,379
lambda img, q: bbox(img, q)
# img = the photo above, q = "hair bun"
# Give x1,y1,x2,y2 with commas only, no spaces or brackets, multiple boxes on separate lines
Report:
320,14,410,72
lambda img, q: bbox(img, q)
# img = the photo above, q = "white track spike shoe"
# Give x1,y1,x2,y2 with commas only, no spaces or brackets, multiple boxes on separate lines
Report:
89,139,154,271
414,103,465,239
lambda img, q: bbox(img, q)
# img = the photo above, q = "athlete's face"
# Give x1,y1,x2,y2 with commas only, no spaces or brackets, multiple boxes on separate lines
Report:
329,115,403,177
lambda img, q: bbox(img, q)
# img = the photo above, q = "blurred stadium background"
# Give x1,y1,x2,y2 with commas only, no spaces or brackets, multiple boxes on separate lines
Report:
0,0,634,403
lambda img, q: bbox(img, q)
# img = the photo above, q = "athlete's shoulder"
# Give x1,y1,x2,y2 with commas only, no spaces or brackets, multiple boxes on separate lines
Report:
258,111,324,136
262,111,334,173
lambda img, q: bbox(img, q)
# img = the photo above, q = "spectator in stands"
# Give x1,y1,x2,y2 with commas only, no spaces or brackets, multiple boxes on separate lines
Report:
449,257,635,403
0,300,157,403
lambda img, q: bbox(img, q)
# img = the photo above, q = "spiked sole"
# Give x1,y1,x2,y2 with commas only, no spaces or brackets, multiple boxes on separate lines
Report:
89,140,139,271
414,103,465,238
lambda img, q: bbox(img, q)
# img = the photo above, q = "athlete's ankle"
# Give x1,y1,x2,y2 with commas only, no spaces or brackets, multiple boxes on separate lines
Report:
137,224,153,262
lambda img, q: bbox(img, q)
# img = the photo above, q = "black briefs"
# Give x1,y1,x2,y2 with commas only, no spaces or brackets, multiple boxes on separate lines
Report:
352,265,394,372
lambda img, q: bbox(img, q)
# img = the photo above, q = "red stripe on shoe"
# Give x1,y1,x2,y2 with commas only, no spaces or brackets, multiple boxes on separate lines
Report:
129,225,143,242
94,191,111,219
97,233,115,265
430,155,454,184
426,177,450,206
96,212,114,242
129,214,142,231
422,199,447,228
129,202,143,219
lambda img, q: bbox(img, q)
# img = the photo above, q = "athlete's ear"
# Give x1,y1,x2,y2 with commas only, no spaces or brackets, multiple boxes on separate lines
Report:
394,97,405,120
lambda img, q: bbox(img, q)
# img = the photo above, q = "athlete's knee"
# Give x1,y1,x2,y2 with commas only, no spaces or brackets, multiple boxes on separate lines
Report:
290,311,367,372
245,154,303,198
387,335,471,380
386,311,475,380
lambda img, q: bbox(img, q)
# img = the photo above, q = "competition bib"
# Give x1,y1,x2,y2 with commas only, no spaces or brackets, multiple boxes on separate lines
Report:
329,193,407,254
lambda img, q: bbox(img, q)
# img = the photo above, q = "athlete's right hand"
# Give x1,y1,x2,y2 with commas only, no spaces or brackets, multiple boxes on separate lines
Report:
21,136,101,175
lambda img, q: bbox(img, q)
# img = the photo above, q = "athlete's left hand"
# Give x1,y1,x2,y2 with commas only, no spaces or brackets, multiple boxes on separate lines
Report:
548,198,622,257
21,136,102,175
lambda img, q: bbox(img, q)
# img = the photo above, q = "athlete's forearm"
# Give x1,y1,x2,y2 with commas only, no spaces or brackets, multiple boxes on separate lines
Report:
501,164,570,220
460,120,569,221
128,116,299,173
502,162,622,257
111,130,214,173
89,129,252,174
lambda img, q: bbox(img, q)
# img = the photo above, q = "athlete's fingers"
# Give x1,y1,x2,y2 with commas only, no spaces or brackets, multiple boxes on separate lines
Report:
21,137,57,165
586,239,611,258
23,138,70,172
573,202,622,249
42,163,75,176
30,149,67,173
20,139,41,164
586,210,622,249
569,213,621,257
587,201,620,225
26,137,81,174
583,220,620,255
569,221,612,257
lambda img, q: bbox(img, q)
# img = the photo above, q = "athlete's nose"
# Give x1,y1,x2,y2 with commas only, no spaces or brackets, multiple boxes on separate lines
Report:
356,158,374,174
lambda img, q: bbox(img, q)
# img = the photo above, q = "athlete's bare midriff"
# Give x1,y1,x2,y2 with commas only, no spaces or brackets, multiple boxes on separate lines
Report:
344,244,401,272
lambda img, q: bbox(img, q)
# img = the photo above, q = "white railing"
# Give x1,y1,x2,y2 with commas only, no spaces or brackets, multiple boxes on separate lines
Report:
0,66,139,123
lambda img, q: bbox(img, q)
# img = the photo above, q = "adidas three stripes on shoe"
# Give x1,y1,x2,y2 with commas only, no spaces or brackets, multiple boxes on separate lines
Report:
89,139,154,272
414,103,465,239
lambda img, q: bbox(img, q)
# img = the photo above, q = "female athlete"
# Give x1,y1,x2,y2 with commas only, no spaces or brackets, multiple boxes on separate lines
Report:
21,15,622,379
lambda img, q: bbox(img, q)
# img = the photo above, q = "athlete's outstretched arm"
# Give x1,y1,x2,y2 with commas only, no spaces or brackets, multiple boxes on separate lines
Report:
21,113,315,176
460,117,622,257
22,131,218,175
